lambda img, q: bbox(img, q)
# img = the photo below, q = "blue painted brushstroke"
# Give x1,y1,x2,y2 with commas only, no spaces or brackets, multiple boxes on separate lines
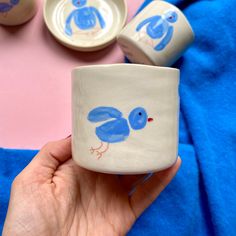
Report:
128,107,148,130
88,106,149,143
95,118,130,143
65,0,105,36
155,25,174,51
136,10,178,51
88,107,122,123
0,0,19,13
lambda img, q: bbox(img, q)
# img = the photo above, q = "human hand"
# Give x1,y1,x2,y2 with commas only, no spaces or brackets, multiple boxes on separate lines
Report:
3,137,181,236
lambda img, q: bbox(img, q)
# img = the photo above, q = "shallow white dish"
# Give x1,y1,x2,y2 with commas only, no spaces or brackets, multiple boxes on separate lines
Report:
43,0,127,51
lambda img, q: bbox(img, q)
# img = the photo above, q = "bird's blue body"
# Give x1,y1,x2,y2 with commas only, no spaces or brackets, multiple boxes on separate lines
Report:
88,106,149,144
136,10,178,51
96,118,130,143
0,0,19,13
65,0,105,36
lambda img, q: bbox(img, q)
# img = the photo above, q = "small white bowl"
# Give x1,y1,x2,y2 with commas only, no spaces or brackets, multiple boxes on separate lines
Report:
43,0,127,51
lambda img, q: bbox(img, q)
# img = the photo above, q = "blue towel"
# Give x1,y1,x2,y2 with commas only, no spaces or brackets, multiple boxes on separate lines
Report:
1,0,236,235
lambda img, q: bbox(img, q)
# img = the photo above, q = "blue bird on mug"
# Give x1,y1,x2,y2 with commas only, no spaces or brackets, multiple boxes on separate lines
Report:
136,10,178,51
87,106,154,159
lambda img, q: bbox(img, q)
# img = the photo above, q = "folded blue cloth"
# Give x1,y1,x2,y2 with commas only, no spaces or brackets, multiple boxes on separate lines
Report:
1,0,236,235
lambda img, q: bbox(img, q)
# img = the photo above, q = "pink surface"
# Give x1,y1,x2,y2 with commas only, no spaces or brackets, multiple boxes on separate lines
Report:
0,0,143,149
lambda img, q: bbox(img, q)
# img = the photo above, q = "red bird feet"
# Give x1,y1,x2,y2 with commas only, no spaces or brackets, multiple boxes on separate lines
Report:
90,142,110,159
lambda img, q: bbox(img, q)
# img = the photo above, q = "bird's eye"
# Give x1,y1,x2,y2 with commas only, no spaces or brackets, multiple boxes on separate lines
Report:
139,112,142,116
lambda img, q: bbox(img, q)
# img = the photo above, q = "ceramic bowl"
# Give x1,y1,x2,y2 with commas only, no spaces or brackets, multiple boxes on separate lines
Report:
43,0,127,51
117,1,194,66
0,0,38,26
72,64,180,174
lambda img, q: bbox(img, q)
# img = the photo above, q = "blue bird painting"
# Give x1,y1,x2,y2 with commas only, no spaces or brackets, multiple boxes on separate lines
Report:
136,10,178,51
0,0,19,16
65,0,106,36
87,106,154,159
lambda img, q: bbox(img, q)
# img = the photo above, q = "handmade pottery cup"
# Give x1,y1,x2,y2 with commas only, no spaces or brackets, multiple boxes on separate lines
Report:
117,1,194,66
0,0,38,26
72,64,179,174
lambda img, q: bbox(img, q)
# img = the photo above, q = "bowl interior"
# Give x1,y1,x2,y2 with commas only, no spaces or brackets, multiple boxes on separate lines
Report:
44,0,127,50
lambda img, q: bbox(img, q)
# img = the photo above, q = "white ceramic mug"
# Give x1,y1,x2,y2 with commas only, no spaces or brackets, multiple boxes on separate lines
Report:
72,64,179,174
0,0,38,26
117,1,194,66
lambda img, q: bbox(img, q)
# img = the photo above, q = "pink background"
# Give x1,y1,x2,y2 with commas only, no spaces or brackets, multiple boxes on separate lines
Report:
0,0,143,149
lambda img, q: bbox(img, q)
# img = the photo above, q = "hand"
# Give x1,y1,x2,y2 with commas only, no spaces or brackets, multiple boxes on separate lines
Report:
3,137,181,236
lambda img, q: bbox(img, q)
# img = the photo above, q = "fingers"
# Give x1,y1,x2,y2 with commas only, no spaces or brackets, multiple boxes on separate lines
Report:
30,137,72,171
129,157,181,218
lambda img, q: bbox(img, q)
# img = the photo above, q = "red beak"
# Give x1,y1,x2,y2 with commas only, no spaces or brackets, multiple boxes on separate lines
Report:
148,118,153,122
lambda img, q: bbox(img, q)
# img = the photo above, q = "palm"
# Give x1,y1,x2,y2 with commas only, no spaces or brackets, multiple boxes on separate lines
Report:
3,138,180,236
45,160,135,236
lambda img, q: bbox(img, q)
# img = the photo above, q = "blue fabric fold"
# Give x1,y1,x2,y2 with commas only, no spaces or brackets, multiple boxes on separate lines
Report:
0,149,38,233
1,0,236,235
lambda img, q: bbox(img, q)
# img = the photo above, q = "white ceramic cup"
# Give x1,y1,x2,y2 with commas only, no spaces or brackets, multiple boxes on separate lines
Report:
117,1,194,66
72,64,179,174
0,0,38,26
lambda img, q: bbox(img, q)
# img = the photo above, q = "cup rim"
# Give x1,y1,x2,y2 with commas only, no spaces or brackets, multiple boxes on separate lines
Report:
72,63,179,73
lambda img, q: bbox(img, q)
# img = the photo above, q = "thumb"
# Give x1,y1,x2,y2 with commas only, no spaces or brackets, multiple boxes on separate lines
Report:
28,136,72,172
